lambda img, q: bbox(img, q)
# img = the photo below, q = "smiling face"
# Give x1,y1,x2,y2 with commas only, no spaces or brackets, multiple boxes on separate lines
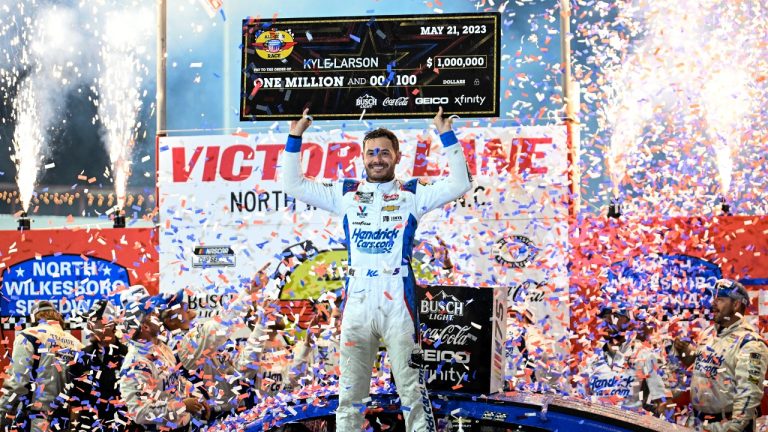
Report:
362,130,401,183
712,295,741,327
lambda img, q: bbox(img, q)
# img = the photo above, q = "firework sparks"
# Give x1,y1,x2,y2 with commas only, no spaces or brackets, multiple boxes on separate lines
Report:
95,7,152,210
11,78,43,212
580,0,768,215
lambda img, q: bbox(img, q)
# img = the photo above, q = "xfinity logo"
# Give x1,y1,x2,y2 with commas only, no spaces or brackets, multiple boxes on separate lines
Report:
356,94,377,109
415,97,449,105
454,95,485,106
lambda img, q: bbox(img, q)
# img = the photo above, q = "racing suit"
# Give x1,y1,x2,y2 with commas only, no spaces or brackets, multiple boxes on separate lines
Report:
293,326,341,388
580,338,667,411
236,323,305,406
173,291,253,414
690,318,768,432
282,129,471,432
119,339,194,431
0,321,83,432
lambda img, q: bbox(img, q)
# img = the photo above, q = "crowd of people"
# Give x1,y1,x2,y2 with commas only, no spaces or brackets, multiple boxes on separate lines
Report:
1,275,764,432
0,271,342,432
2,108,765,432
504,278,768,432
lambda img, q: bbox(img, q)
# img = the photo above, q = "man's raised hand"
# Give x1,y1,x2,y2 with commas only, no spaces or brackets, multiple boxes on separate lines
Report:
290,108,313,136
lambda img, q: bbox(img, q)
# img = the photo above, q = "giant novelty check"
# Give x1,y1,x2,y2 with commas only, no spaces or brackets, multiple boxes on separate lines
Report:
240,12,500,121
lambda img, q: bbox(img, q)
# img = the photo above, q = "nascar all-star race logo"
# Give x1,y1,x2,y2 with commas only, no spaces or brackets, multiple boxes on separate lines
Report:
254,29,296,60
492,235,538,268
192,245,236,268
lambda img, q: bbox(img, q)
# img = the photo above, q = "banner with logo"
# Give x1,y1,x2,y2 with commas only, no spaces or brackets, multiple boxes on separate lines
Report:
0,227,159,373
0,228,159,322
240,13,501,120
157,126,569,342
418,285,506,393
569,216,768,350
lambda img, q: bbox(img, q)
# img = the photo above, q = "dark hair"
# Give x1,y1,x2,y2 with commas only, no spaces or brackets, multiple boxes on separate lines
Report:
363,128,399,153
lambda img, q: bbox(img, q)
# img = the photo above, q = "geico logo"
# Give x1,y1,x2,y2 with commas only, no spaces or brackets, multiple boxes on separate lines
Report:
415,97,449,105
423,349,471,364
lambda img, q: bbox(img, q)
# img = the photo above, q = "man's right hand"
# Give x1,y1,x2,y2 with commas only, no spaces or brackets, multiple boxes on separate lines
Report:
183,397,204,415
673,338,696,367
289,108,313,136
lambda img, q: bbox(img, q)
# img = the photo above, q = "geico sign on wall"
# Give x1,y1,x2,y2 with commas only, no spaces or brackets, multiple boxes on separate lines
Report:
157,126,569,335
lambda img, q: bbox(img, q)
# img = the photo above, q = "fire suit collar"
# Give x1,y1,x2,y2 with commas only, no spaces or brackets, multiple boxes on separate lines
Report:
716,317,745,337
362,178,398,193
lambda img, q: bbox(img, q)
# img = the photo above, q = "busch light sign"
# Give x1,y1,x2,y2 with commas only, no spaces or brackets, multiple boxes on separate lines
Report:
418,285,506,393
1,254,130,317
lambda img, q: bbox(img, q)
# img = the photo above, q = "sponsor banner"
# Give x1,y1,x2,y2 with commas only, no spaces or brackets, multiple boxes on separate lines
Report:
0,227,159,322
0,227,158,374
157,126,568,339
569,216,768,349
418,285,506,393
1,254,129,317
240,13,500,120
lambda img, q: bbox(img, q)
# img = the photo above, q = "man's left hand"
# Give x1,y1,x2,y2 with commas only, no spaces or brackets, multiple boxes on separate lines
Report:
433,106,453,134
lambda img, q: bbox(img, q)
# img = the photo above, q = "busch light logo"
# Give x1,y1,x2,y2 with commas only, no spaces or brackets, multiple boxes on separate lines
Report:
356,94,377,109
351,228,399,254
420,290,465,321
1,254,130,317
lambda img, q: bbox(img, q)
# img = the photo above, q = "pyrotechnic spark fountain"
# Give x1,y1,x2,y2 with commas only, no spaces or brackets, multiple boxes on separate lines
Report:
701,69,752,205
11,79,43,213
95,8,151,212
582,0,768,215
3,2,84,216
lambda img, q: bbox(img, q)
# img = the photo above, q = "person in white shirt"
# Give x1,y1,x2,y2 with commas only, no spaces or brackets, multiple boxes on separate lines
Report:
118,286,208,431
0,301,83,432
578,303,668,412
674,279,768,432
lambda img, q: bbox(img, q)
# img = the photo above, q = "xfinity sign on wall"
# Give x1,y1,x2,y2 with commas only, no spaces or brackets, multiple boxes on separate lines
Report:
157,126,569,337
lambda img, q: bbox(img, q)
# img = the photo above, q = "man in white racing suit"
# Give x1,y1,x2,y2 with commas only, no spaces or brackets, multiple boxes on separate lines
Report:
0,301,83,432
675,279,768,432
282,107,471,431
119,287,208,431
578,304,668,412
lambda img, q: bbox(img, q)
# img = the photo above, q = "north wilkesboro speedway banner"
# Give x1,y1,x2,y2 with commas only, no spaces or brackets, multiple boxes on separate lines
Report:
157,125,569,338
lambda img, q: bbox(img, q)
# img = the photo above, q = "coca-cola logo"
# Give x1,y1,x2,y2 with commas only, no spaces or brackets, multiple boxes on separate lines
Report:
421,324,476,346
383,97,408,106
507,279,548,303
